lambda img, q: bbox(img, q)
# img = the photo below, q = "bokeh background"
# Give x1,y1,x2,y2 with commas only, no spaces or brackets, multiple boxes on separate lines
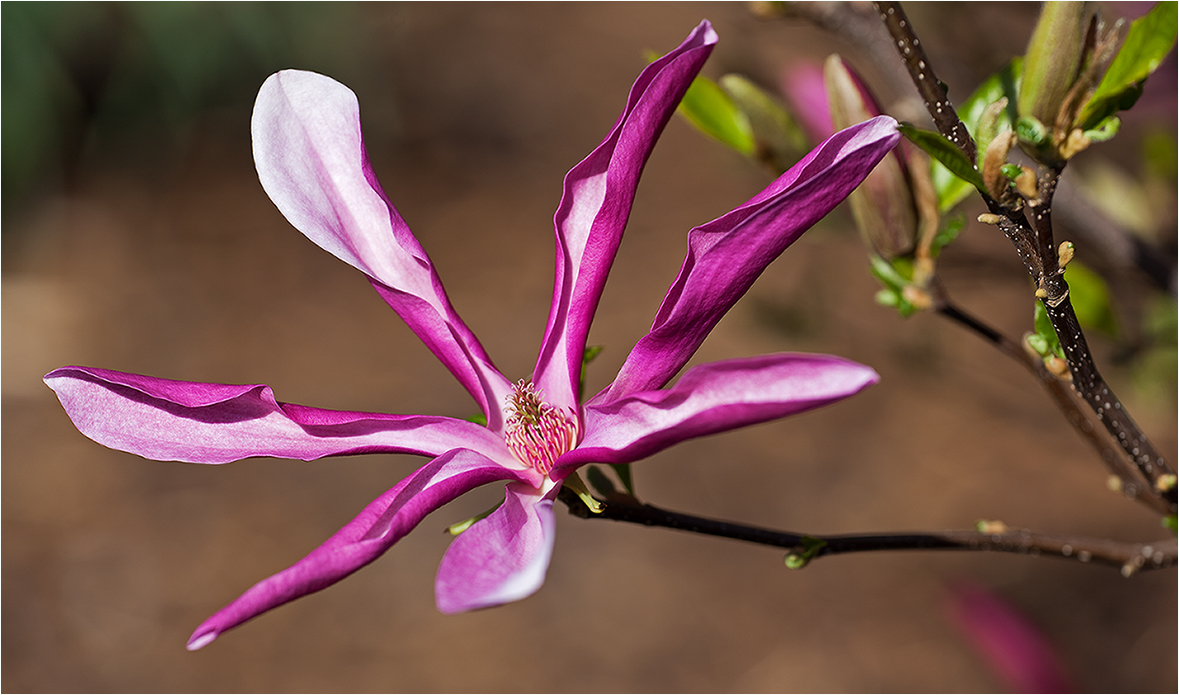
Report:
4,2,1176,691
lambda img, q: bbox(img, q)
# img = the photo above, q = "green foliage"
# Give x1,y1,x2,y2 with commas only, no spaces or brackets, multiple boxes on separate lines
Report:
869,255,918,318
929,215,966,258
1082,115,1121,143
1064,261,1118,337
675,71,756,157
719,74,808,169
579,344,604,401
898,122,987,198
1028,301,1065,360
929,59,1021,211
1078,1,1179,131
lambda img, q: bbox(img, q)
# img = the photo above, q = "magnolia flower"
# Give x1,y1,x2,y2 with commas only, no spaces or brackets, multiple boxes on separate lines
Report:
45,21,899,650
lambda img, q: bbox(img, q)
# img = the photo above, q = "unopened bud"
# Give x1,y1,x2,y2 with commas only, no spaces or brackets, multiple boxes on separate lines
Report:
978,213,1004,225
825,55,918,260
1019,2,1087,130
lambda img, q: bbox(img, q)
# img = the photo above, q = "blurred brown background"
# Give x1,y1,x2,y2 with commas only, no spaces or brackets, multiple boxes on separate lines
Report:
3,2,1176,691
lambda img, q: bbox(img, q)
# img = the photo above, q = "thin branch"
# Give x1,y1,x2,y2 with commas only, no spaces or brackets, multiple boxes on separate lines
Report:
928,281,1169,515
558,487,1177,575
874,0,1175,513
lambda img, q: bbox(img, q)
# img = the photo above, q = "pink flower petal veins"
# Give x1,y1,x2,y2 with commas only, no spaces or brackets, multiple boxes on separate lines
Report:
532,21,717,413
187,448,539,650
253,70,512,428
44,366,513,465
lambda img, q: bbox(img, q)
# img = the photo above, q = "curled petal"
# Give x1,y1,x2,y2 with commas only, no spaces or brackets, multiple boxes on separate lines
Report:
252,70,511,427
434,483,557,614
559,353,878,470
600,115,900,401
44,366,513,465
532,21,717,412
187,449,537,650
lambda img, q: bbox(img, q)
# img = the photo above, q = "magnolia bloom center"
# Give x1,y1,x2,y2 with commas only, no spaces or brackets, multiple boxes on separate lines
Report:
504,380,579,476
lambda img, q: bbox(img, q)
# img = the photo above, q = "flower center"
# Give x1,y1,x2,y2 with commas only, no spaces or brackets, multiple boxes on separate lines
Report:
504,380,578,476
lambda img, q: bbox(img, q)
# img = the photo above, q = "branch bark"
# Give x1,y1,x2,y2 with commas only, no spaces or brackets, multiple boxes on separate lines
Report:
558,487,1177,575
873,0,1175,513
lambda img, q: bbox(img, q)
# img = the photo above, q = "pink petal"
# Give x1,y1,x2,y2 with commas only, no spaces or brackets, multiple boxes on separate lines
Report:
558,353,877,470
599,115,900,401
434,482,557,614
187,448,538,650
531,21,718,412
44,366,514,465
252,70,512,428
780,61,833,142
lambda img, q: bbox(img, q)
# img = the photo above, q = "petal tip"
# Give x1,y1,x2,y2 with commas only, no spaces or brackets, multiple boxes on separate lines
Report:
186,628,218,651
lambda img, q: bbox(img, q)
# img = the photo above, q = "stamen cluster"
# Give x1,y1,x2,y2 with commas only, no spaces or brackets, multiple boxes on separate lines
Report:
504,380,578,475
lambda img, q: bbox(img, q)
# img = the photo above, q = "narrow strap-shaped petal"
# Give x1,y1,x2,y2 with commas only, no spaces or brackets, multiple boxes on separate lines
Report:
44,366,514,465
186,448,538,650
556,353,878,471
434,482,557,614
252,70,512,428
531,21,718,412
598,115,900,401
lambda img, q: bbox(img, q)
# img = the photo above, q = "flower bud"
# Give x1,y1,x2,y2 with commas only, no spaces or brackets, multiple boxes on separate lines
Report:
824,55,917,260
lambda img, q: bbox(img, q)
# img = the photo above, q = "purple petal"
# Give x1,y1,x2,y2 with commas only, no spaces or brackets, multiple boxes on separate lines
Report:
557,353,877,470
599,115,900,401
187,448,538,650
44,366,515,465
531,21,718,412
434,483,557,614
252,70,512,428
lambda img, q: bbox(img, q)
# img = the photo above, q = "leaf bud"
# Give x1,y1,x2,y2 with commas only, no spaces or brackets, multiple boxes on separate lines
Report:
1019,2,1088,130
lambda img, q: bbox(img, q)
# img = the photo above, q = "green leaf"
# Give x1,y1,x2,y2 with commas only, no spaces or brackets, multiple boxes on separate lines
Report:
1065,261,1118,336
899,122,987,196
610,463,634,496
465,413,488,426
957,58,1023,149
1163,514,1177,535
1079,1,1179,130
930,59,1021,212
446,502,501,535
1032,300,1065,359
930,214,966,257
579,344,604,401
720,74,808,166
869,255,918,318
676,72,756,157
1082,115,1121,143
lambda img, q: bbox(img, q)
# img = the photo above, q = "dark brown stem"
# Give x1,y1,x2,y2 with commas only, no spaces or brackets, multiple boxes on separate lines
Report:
929,282,1168,514
876,0,1175,512
874,1,976,163
558,487,1177,574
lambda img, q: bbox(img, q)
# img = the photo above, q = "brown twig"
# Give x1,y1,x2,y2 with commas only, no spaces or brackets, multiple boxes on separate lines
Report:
928,281,1169,515
874,0,1175,513
558,487,1177,574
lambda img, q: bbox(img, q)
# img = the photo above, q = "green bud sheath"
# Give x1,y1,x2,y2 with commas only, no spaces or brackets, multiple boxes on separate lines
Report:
1019,1,1086,127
